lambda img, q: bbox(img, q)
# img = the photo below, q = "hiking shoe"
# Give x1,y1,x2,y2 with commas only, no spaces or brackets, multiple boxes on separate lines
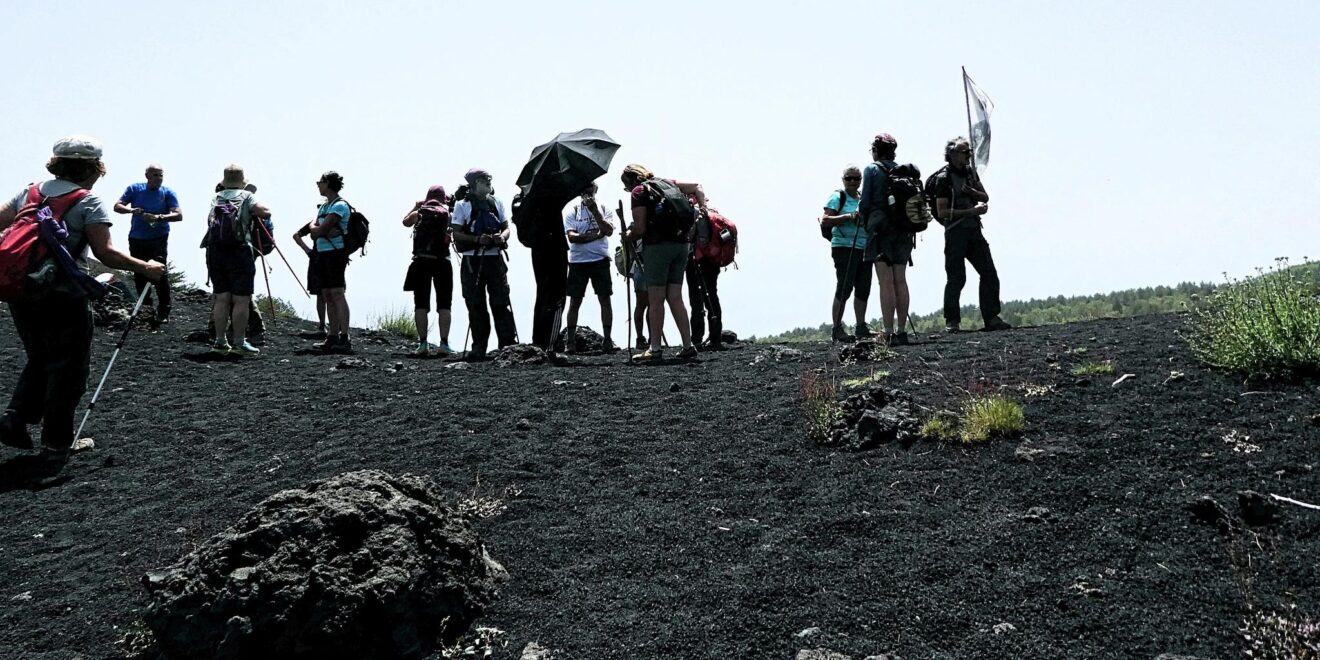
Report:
855,323,875,339
983,316,1013,332
893,332,910,346
564,338,578,354
635,336,648,351
313,335,339,351
601,338,617,352
0,411,33,450
677,345,699,360
632,348,661,363
333,336,354,354
412,341,433,357
832,324,853,343
433,342,454,357
211,341,232,355
232,340,261,357
945,324,961,334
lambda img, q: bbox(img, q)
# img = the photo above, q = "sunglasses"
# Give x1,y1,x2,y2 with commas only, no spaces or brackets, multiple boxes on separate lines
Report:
842,176,861,182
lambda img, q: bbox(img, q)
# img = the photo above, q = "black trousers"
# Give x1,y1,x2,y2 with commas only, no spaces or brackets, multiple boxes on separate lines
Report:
6,296,93,449
460,255,518,354
943,228,1002,325
530,247,567,348
686,259,722,344
128,236,170,314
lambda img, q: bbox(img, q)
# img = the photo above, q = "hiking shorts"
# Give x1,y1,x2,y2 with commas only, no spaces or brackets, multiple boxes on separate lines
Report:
641,242,688,288
567,258,613,297
631,263,646,293
832,246,873,301
206,246,256,296
306,250,322,296
317,248,349,290
404,257,453,311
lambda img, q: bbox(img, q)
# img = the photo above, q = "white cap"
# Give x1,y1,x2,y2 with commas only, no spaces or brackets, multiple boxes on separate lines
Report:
52,135,103,160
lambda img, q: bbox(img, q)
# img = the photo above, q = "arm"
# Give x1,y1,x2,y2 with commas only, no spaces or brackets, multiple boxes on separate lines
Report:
403,201,423,227
675,181,706,211
292,223,313,254
86,224,165,280
113,201,143,215
308,213,342,238
249,201,271,220
0,197,18,232
595,207,615,236
624,205,648,242
820,193,856,228
155,191,183,222
935,198,988,221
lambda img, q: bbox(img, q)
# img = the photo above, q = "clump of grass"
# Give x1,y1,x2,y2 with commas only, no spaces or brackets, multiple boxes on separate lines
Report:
920,411,960,442
1187,259,1320,379
1242,605,1320,658
254,295,300,321
842,370,889,389
374,308,419,340
1071,361,1115,377
1066,346,1089,355
960,395,1026,443
800,369,843,442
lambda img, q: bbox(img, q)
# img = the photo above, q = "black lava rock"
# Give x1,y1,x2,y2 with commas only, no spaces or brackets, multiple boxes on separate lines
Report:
820,386,921,451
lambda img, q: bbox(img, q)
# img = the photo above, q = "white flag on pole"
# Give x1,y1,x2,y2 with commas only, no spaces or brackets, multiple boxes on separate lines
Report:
963,70,994,169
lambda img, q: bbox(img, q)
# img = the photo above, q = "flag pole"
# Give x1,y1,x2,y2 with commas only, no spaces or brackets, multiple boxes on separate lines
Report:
962,66,978,177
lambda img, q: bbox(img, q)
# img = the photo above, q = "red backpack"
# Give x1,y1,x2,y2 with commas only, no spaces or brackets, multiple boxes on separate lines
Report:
694,208,738,267
0,184,91,302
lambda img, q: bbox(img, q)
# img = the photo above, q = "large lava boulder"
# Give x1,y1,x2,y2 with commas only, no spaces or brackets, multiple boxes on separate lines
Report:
821,386,921,451
142,470,503,660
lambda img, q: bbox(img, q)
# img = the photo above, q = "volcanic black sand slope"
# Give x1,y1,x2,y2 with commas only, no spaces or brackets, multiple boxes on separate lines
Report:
0,291,1317,659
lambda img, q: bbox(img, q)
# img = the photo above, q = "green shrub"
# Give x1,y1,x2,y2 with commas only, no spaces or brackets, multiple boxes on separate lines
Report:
842,370,889,389
920,411,960,442
1071,361,1115,376
254,295,300,321
960,395,1025,443
800,369,843,442
374,308,419,340
1187,259,1320,379
165,260,189,291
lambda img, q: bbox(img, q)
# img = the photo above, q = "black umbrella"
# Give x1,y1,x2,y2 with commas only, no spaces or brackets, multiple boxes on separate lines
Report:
516,128,621,202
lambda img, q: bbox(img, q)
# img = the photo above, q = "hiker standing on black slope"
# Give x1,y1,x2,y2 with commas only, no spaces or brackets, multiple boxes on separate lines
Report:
203,166,273,357
452,168,517,360
306,171,353,352
928,137,1010,333
518,189,573,349
292,223,327,338
821,165,872,343
620,163,703,362
0,136,165,467
562,182,616,352
402,184,455,357
859,133,915,346
113,163,181,325
206,181,270,346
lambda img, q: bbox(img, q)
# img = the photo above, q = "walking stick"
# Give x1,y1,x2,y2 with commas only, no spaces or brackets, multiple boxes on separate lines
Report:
253,225,277,322
257,220,309,297
617,201,634,359
74,285,151,442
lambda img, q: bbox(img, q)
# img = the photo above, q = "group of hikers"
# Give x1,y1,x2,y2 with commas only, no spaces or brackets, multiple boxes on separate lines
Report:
823,133,1009,344
0,131,1007,470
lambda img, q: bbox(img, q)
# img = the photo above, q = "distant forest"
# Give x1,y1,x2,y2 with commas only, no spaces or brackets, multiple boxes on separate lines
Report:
753,261,1319,343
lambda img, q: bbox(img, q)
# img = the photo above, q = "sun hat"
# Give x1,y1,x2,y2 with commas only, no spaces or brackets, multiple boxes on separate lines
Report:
464,168,491,185
53,135,103,160
221,165,247,189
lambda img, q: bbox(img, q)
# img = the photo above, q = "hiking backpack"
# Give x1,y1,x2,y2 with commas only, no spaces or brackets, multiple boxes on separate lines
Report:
251,217,276,257
341,201,370,254
509,192,537,249
0,184,106,302
643,179,697,242
880,163,934,234
694,208,738,267
820,189,854,241
206,192,251,249
413,203,452,256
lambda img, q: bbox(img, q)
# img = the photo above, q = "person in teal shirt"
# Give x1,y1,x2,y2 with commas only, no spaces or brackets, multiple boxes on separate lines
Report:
820,165,872,342
306,171,353,352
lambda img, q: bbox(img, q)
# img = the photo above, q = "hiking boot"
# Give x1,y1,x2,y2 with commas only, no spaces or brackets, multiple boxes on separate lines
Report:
854,323,875,339
465,349,488,362
881,331,896,347
564,337,578,354
156,308,171,325
433,342,453,357
677,345,699,360
313,335,339,351
635,336,648,351
601,338,617,353
0,411,33,450
892,332,910,346
232,340,261,357
211,340,232,355
945,324,961,334
983,316,1013,332
832,324,853,343
632,348,661,363
334,335,353,354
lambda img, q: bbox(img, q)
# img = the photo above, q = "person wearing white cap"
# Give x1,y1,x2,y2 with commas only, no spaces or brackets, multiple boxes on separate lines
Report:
0,136,165,469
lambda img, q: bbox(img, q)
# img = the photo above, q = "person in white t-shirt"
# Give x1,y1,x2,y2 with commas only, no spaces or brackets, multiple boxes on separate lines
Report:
562,183,616,352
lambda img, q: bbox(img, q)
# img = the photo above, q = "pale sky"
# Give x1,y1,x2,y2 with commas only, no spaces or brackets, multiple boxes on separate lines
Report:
3,1,1317,338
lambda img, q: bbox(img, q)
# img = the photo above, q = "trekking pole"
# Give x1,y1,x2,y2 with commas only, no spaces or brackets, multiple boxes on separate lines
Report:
257,221,309,298
460,245,487,358
617,201,634,359
254,229,278,322
74,285,151,442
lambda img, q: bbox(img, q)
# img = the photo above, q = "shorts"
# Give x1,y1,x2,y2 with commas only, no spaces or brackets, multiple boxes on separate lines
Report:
632,264,646,294
404,257,453,311
206,246,256,296
306,251,322,296
567,258,613,297
870,232,915,267
641,242,688,288
832,246,873,300
316,248,349,290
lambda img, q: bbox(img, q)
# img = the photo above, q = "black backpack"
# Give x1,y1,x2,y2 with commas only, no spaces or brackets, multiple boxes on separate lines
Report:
339,199,370,254
820,189,853,240
880,163,933,234
643,179,697,242
510,192,537,249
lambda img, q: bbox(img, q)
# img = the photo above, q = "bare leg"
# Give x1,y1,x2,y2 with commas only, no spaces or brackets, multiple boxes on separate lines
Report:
892,264,910,333
437,309,451,344
875,262,897,333
323,289,342,337
211,293,232,343
232,295,251,344
599,294,613,342
666,282,693,348
634,294,648,341
646,286,666,350
316,295,326,332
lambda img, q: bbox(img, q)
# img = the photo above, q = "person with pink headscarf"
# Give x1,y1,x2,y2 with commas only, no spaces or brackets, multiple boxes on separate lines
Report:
402,184,455,356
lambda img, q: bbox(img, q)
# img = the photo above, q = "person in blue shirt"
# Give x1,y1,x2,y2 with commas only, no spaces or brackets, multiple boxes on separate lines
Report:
113,164,181,324
858,133,914,345
820,165,872,342
305,171,353,352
